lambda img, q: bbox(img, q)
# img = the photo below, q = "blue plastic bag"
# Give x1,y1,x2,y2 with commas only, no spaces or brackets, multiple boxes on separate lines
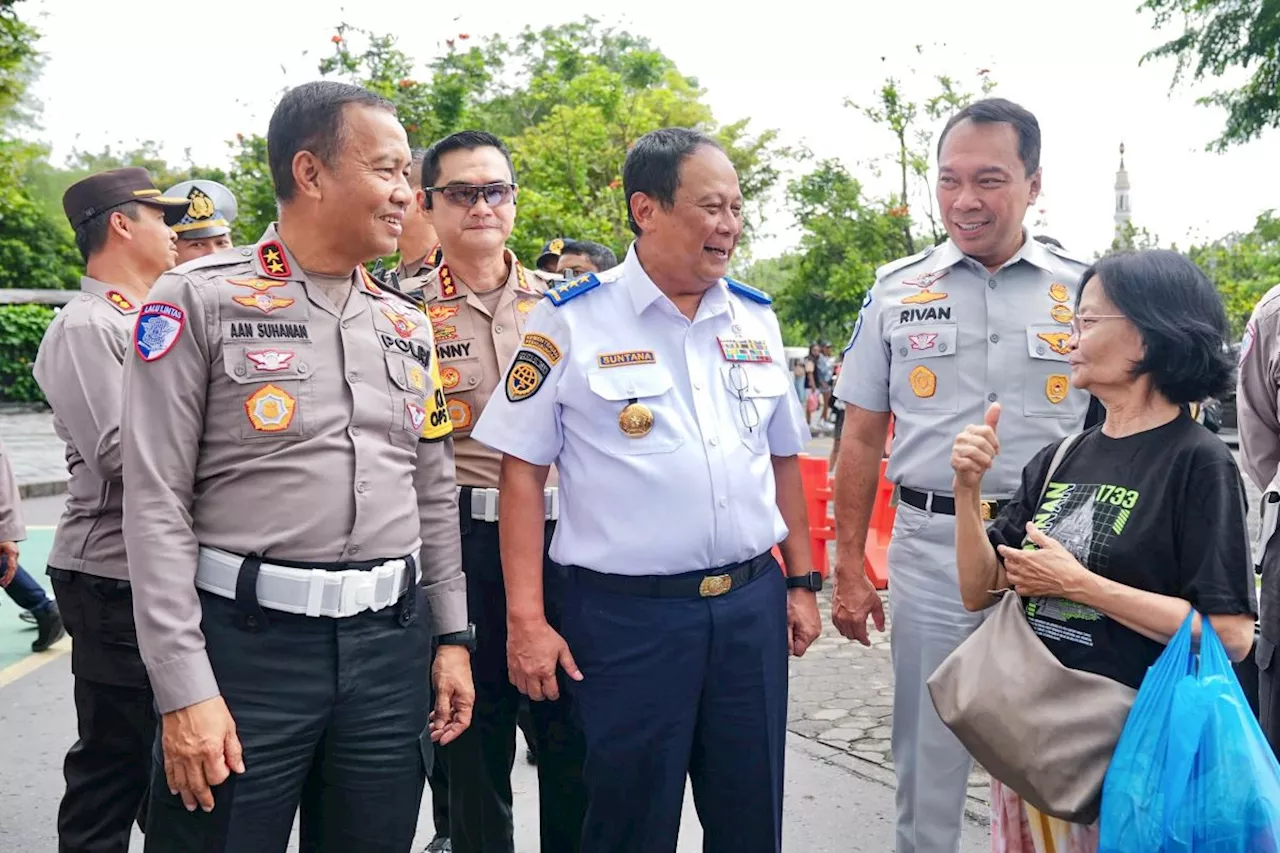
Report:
1099,612,1280,851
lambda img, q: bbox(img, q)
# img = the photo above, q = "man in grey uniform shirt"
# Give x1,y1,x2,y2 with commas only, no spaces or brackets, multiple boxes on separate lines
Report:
121,81,473,852
830,98,1090,853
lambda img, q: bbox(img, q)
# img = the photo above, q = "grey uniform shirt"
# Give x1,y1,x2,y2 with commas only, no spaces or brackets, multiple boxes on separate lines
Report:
0,437,25,544
121,226,467,714
1237,284,1280,492
33,277,140,580
835,235,1091,495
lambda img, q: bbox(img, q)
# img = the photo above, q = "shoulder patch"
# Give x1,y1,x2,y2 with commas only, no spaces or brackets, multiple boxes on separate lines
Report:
725,277,771,305
377,284,426,310
258,241,293,279
174,246,245,275
874,244,936,281
134,302,186,361
545,273,601,307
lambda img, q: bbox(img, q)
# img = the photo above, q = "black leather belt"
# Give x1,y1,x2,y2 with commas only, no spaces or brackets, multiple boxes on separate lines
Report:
570,551,775,599
899,486,1009,520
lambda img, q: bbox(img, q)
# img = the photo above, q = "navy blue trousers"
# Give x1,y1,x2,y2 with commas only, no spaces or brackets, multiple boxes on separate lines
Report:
1,557,55,615
560,561,788,853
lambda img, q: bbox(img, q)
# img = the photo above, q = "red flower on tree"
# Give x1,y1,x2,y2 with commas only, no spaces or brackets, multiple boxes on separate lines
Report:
399,78,416,89
889,204,909,218
331,34,343,44
459,33,470,39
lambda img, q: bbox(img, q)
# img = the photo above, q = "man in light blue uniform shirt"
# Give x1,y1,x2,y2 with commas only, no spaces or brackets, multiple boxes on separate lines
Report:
472,127,823,852
830,99,1091,853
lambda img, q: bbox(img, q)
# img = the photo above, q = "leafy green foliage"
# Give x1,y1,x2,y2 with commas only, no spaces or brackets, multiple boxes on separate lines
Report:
0,303,54,402
1140,0,1280,150
1188,211,1280,338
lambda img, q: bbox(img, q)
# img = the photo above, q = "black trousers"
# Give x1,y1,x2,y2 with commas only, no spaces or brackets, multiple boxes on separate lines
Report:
447,510,586,853
50,569,156,853
143,584,432,853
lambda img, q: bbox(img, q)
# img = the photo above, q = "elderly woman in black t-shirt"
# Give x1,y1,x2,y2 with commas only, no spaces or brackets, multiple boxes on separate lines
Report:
950,249,1258,852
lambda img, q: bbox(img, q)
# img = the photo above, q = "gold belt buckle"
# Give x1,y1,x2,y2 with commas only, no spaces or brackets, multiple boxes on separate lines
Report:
980,500,996,521
699,574,733,598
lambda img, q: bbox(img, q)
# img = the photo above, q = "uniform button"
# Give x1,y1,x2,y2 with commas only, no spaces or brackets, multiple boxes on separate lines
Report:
241,248,253,257
709,437,719,447
348,545,361,555
1036,345,1046,356
988,279,997,289
989,334,999,344
988,393,998,402
495,325,504,334
899,347,908,357
939,343,948,353
718,498,728,508
298,364,309,375
348,371,360,383
80,295,92,303
234,366,246,376
342,320,351,329
350,426,361,437
627,384,637,394
245,615,259,628
356,482,368,493
693,382,702,390
467,376,477,386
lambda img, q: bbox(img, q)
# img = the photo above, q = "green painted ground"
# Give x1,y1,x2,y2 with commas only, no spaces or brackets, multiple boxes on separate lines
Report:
0,527,56,671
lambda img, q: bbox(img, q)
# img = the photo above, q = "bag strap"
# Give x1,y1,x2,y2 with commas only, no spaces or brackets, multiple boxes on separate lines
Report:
1034,433,1083,509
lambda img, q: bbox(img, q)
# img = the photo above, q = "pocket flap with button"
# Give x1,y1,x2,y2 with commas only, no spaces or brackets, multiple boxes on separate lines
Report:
385,355,431,397
719,363,790,399
222,344,309,383
587,366,674,401
1026,325,1073,362
891,324,957,362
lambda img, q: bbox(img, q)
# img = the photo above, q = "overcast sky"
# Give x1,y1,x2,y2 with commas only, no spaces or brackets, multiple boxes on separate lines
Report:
22,0,1280,260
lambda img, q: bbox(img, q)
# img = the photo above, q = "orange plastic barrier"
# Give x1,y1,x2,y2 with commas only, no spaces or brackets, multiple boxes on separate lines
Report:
798,455,835,577
862,458,893,590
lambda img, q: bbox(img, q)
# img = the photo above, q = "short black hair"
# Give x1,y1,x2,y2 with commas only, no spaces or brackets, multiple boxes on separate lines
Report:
937,98,1041,177
420,131,515,206
561,239,618,271
623,128,723,236
268,81,395,203
73,201,141,263
1078,249,1234,404
1033,234,1063,249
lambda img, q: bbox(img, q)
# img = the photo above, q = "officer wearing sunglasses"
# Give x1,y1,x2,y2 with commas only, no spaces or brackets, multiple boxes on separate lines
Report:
400,130,586,853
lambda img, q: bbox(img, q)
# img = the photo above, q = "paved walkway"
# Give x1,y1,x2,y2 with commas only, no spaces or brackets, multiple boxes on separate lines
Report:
3,408,1260,825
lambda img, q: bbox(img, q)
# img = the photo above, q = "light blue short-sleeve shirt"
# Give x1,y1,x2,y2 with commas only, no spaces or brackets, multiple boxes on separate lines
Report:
835,235,1091,495
472,245,809,575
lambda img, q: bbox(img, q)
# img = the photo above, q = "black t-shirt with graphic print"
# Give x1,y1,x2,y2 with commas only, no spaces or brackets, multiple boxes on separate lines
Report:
987,413,1257,690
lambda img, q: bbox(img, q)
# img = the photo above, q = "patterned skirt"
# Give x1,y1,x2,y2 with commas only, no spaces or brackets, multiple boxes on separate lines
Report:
990,779,1099,853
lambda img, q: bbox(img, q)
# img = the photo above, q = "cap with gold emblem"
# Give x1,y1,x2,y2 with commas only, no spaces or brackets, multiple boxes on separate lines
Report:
164,179,239,240
536,237,567,271
62,167,190,230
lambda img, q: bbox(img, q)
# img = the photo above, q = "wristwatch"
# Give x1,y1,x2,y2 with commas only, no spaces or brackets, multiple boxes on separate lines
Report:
785,572,823,592
437,623,477,652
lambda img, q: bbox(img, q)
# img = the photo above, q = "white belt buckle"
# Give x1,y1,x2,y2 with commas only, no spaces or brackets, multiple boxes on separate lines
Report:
482,490,499,523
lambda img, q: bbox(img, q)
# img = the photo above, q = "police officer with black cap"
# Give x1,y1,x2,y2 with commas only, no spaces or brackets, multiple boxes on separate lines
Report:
35,167,188,853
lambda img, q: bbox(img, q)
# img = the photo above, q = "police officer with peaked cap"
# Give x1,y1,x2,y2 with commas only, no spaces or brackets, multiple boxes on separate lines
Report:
119,81,474,852
830,98,1091,853
399,129,585,853
535,238,566,274
165,179,239,265
472,127,823,852
34,167,188,851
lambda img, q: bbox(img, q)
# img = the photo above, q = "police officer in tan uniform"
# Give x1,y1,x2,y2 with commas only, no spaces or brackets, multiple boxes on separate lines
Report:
400,130,586,853
1238,288,1280,752
397,148,443,282
120,81,473,852
0,435,65,651
165,179,239,265
34,167,189,852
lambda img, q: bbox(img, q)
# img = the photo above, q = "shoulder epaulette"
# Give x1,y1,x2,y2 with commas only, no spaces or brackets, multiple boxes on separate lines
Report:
874,244,935,281
174,246,246,275
545,273,601,307
1042,241,1090,267
377,285,425,310
725,277,771,305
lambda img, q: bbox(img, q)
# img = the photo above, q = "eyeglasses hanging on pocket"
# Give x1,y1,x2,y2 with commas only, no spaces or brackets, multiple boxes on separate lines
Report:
728,363,761,433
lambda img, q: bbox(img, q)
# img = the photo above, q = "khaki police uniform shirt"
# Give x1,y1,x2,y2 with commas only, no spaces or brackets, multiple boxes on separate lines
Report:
33,277,141,580
1238,284,1280,492
401,250,552,488
834,235,1091,495
0,437,25,544
121,225,467,714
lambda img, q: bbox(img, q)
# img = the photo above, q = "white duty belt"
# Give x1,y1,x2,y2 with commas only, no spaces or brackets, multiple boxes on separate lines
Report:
195,547,417,619
458,486,559,522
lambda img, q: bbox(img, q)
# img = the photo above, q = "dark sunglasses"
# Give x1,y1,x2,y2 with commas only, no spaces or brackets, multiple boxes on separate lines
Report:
425,182,518,209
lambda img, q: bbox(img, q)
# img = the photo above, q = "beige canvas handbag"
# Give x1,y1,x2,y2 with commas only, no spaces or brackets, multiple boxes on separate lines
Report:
926,434,1137,824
